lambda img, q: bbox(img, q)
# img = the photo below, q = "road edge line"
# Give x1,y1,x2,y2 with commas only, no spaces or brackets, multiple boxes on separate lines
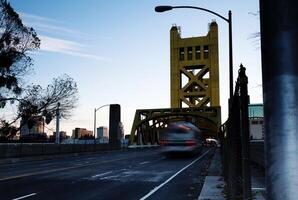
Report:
12,193,37,200
139,149,211,200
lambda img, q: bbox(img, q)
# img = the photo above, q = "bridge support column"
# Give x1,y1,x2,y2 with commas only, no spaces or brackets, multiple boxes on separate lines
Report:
109,104,121,147
260,0,298,199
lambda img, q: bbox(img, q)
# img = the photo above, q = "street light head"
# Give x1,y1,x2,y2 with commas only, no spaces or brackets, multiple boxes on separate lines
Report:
155,6,173,12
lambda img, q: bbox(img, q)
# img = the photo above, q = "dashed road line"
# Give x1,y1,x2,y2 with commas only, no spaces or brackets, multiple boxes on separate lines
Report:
0,153,159,182
139,161,150,165
92,171,113,178
12,193,37,200
252,187,266,191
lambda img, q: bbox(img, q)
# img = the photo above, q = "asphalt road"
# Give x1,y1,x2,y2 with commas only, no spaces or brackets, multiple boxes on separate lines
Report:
0,147,214,200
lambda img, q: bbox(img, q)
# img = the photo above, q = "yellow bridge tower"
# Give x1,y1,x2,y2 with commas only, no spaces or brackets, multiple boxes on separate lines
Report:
129,22,221,144
170,21,220,108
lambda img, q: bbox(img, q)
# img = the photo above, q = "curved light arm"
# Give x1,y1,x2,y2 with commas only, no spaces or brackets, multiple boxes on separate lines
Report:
95,104,110,112
94,104,111,139
155,5,229,23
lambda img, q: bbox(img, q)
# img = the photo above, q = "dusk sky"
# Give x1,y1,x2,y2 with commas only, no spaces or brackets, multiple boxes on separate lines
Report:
5,0,261,136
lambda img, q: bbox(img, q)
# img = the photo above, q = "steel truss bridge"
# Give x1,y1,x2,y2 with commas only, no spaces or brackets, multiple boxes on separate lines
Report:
129,107,221,145
129,22,221,145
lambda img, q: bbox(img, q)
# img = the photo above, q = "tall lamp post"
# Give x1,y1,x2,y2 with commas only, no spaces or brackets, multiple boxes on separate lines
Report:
155,5,249,200
155,5,234,101
55,102,61,144
94,104,110,139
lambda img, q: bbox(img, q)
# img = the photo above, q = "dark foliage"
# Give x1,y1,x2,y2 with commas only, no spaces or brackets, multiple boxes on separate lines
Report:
0,0,40,104
0,1,78,141
18,74,79,126
0,75,78,140
0,120,17,140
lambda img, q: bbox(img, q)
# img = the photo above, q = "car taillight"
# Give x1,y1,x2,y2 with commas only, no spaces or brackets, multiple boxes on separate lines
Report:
185,140,196,146
160,140,168,146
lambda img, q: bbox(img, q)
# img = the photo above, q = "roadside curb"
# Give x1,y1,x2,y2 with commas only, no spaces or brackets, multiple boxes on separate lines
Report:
198,148,225,200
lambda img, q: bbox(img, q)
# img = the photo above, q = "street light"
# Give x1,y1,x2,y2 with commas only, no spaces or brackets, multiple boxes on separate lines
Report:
94,104,110,138
155,5,234,100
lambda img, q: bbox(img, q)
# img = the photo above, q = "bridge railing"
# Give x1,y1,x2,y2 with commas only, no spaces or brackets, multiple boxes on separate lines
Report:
219,64,252,200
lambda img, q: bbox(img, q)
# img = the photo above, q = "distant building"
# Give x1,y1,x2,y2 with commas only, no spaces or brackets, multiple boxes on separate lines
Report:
249,104,264,140
97,126,108,139
249,104,264,118
52,131,69,141
20,116,45,136
119,122,124,139
72,128,93,139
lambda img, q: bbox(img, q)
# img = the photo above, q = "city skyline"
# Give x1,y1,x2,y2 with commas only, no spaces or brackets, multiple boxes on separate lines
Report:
3,0,262,136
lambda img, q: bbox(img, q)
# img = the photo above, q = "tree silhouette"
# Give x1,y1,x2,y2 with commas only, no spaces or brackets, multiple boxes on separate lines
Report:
0,120,17,140
0,75,79,140
18,75,78,123
0,1,79,141
0,0,40,106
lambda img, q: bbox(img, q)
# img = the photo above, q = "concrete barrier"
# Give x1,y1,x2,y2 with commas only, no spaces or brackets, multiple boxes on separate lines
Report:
0,143,121,158
3,144,20,158
43,144,60,155
21,143,43,157
60,144,73,154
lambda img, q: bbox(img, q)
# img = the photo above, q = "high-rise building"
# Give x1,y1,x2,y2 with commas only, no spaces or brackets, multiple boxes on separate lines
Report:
170,22,220,108
53,131,68,140
72,128,93,139
97,126,108,139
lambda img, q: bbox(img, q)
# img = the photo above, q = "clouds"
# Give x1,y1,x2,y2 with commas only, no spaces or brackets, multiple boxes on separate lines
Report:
39,35,105,61
20,12,106,61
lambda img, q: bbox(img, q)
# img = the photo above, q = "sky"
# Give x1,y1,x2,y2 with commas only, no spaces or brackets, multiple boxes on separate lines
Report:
5,0,262,136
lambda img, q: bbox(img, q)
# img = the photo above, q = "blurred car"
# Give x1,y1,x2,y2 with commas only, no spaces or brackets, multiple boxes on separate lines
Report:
159,121,202,154
202,138,220,147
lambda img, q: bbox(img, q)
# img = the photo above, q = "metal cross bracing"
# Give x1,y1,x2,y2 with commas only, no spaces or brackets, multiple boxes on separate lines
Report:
170,22,220,108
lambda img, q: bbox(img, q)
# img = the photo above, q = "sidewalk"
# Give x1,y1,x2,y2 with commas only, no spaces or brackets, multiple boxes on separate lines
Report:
198,148,225,200
198,148,266,200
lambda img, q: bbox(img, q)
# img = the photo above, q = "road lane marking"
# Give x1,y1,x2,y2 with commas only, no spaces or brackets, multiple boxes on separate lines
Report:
139,161,150,165
252,187,266,191
0,152,160,181
139,150,211,200
12,193,37,200
92,171,113,178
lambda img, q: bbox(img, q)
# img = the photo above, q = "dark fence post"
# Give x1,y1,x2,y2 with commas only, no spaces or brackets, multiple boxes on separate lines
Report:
229,94,243,199
238,64,252,199
225,64,253,199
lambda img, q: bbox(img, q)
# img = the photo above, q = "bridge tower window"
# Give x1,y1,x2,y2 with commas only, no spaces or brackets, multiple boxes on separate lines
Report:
179,48,185,61
195,46,201,60
203,45,209,59
187,47,193,60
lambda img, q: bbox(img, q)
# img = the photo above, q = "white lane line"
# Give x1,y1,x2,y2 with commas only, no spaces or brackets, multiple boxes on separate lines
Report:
252,187,266,191
139,150,211,200
12,193,37,200
92,171,113,178
139,161,150,165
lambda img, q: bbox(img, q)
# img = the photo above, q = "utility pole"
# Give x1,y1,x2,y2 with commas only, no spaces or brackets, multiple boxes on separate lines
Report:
260,0,298,199
55,102,60,144
94,108,97,139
